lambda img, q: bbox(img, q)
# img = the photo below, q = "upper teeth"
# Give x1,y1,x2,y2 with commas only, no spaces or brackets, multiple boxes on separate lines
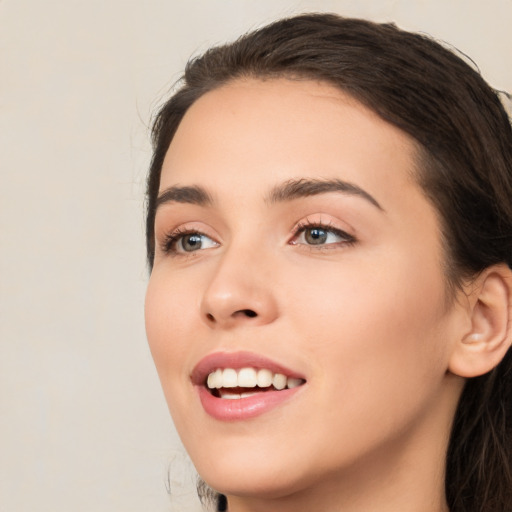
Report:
206,367,303,391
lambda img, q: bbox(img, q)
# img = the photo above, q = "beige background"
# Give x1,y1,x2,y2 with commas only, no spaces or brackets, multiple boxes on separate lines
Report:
1,1,510,511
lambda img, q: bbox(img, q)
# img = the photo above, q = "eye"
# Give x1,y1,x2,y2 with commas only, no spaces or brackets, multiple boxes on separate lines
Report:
292,223,355,247
163,230,219,254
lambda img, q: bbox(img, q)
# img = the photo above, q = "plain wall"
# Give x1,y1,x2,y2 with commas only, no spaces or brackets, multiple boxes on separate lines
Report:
1,1,510,511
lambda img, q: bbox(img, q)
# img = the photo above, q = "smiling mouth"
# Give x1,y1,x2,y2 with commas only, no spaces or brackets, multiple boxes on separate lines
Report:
206,367,306,399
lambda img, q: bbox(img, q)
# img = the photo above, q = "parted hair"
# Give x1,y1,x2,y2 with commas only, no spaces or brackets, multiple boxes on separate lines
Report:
146,13,512,512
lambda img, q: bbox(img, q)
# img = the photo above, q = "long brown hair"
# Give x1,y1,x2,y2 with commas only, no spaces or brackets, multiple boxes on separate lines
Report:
146,14,512,511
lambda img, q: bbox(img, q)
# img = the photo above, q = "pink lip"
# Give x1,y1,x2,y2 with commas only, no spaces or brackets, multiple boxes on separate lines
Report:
191,351,306,421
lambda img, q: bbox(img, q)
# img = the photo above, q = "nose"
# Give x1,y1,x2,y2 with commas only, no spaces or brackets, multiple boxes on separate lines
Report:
200,247,279,329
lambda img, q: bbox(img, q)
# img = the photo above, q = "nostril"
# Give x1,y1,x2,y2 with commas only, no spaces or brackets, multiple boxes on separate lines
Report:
206,313,215,322
240,309,257,318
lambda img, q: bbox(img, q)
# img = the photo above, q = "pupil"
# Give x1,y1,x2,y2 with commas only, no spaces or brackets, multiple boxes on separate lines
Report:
183,234,202,251
306,228,327,245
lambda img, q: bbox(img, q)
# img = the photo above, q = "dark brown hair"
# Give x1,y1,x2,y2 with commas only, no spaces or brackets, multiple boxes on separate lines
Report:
146,13,512,511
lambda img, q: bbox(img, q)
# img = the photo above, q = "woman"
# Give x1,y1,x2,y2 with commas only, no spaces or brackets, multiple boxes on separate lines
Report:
144,13,512,512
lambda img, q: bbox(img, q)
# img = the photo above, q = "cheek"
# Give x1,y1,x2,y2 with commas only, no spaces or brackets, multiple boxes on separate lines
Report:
289,248,447,336
270,254,454,469
144,270,198,382
285,248,451,408
144,270,210,440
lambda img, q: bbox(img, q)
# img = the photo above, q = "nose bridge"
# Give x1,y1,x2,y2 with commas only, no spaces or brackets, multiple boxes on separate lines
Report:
200,238,278,328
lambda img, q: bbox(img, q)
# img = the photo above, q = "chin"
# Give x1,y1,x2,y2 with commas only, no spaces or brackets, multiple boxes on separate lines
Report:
201,469,305,501
191,444,319,501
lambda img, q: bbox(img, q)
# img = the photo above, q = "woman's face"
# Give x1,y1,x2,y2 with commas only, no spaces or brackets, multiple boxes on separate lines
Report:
145,79,465,500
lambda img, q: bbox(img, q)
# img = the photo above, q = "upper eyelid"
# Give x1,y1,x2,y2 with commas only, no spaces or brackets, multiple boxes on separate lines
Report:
157,221,217,240
159,225,219,255
289,218,357,245
292,218,354,236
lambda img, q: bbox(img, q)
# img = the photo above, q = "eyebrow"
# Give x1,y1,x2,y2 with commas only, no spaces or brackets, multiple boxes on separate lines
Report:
266,178,383,210
155,178,383,211
156,185,213,209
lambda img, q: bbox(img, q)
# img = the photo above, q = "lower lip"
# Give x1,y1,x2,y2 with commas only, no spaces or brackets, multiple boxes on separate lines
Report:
197,386,303,421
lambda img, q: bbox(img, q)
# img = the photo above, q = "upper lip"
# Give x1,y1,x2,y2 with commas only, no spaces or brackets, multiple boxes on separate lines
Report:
191,351,306,386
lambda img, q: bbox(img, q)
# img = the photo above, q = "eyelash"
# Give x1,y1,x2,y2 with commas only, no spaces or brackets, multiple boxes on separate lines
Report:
160,220,356,256
291,219,356,249
161,227,217,255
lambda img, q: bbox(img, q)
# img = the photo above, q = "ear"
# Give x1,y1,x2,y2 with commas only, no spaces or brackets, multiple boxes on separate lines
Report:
449,264,512,378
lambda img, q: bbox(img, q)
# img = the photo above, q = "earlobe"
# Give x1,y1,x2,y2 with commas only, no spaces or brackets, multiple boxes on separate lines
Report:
449,264,512,378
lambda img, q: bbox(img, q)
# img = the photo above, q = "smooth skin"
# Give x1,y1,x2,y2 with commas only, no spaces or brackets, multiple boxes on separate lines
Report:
145,79,512,512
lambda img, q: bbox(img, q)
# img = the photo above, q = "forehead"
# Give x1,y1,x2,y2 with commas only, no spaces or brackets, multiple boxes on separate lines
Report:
160,78,418,203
